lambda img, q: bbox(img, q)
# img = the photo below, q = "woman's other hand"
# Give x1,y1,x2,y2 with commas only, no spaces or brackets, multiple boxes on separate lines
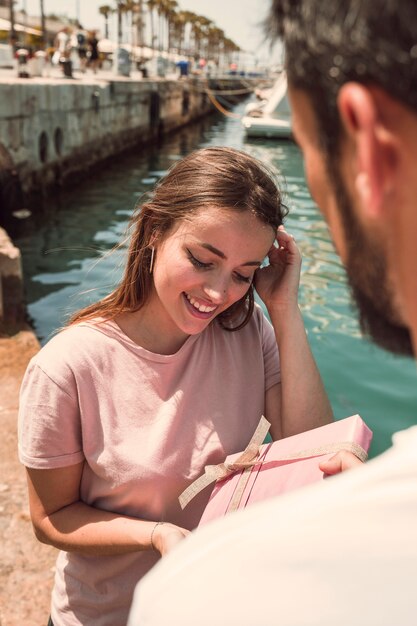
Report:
152,522,190,556
254,226,301,313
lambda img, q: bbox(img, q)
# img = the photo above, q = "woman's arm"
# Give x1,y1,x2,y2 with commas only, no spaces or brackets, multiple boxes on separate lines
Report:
266,305,333,439
256,227,333,440
26,463,189,556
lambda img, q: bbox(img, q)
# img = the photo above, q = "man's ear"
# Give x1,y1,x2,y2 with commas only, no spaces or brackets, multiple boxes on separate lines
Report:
338,83,399,219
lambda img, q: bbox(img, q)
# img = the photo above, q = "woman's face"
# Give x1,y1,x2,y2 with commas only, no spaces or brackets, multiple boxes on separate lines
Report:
149,207,275,343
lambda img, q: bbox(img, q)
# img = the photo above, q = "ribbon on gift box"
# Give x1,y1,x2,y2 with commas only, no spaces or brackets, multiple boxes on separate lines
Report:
179,416,271,510
179,416,369,511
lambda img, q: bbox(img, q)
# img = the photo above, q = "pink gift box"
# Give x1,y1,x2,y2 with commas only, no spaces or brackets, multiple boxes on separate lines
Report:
199,415,372,526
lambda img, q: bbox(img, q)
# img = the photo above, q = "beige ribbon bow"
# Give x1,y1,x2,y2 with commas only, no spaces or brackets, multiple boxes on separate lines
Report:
179,416,369,511
179,415,271,510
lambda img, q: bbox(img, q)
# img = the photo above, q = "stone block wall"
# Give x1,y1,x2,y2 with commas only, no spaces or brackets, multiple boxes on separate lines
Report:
0,77,212,201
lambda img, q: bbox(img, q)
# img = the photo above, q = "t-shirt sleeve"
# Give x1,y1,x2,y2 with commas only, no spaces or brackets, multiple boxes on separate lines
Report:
259,309,281,390
18,360,84,469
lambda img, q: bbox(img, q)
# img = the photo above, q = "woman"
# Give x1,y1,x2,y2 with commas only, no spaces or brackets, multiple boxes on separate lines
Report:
18,147,332,626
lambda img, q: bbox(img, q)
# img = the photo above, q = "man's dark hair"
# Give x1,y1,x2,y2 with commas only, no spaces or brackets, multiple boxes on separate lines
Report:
268,0,417,157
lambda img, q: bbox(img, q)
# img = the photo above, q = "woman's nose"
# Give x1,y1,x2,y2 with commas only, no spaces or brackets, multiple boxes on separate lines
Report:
203,276,229,303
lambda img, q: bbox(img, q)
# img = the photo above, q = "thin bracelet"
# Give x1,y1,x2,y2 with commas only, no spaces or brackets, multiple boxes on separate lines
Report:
150,521,164,551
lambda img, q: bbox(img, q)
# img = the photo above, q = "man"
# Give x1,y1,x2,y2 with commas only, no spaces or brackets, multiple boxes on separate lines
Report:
128,2,417,623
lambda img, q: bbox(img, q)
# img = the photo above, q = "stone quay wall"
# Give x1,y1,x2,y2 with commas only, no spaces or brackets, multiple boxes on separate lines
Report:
0,76,212,212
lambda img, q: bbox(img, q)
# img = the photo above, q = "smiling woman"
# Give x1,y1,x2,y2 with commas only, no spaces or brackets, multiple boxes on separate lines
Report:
17,146,333,626
69,146,286,344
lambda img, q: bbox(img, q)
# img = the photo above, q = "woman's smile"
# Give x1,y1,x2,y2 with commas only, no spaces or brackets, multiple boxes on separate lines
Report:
184,293,218,316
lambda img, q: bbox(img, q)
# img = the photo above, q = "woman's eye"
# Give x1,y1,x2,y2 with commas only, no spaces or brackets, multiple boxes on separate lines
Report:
186,249,251,283
234,272,251,284
187,250,211,269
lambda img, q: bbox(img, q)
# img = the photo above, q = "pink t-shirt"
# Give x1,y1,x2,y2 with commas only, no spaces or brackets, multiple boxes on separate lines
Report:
18,304,280,626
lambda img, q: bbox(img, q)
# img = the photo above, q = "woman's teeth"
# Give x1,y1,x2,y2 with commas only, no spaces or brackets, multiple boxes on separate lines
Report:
186,294,216,313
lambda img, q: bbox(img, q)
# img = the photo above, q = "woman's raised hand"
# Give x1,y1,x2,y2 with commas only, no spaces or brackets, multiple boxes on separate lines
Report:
254,226,302,313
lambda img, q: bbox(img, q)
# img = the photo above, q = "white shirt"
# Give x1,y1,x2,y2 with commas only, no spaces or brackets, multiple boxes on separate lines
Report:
56,31,69,53
129,426,417,626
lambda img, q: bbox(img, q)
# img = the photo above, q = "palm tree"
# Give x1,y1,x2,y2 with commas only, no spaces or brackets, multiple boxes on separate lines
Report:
223,37,240,67
183,11,199,57
195,15,214,58
175,10,193,55
156,0,166,52
171,10,185,54
9,0,16,45
39,0,46,48
147,0,158,52
115,1,124,46
164,0,177,53
113,1,132,45
192,22,203,59
193,15,212,59
131,0,145,48
99,4,112,39
123,0,137,45
207,26,224,64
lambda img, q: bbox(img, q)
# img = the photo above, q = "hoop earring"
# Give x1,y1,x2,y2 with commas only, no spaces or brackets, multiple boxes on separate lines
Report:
149,246,155,274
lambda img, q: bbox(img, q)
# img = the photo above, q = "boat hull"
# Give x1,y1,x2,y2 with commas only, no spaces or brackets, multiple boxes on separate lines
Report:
242,116,292,139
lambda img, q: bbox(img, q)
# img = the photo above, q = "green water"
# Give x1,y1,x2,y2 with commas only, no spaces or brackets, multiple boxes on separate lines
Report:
12,102,417,457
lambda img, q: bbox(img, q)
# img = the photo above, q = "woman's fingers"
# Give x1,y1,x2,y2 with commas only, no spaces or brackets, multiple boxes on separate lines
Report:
269,226,300,269
276,226,296,249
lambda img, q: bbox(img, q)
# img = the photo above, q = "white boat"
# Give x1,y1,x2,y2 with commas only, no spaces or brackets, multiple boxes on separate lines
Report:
242,72,292,139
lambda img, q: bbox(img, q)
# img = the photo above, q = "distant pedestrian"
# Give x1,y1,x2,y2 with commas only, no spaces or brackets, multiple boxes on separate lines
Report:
53,27,70,63
74,24,88,72
87,31,99,74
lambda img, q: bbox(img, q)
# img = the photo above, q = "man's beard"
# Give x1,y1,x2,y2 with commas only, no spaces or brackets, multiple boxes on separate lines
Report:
330,169,413,356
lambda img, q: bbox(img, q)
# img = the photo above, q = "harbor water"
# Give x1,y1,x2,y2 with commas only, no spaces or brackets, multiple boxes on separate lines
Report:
12,102,416,458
